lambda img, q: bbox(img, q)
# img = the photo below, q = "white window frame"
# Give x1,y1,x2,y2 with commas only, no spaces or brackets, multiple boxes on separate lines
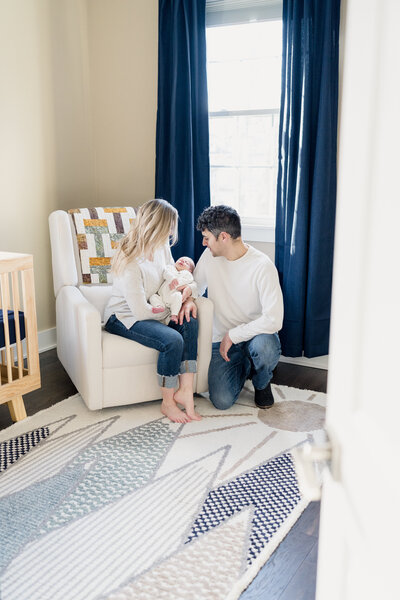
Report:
206,0,282,243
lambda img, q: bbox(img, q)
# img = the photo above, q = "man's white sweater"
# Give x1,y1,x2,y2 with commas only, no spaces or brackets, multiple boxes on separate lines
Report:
194,245,283,344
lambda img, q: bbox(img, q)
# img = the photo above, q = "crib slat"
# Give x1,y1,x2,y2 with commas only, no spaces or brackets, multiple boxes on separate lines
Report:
1,274,13,380
0,273,13,384
11,270,24,379
0,349,5,385
0,252,40,422
0,286,2,386
21,268,39,377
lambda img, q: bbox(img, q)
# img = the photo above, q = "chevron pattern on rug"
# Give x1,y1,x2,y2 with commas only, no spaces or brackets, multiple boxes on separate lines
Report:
187,452,301,564
0,427,49,473
0,386,326,600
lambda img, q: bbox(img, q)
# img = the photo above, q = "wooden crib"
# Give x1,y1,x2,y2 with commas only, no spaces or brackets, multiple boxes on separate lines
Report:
0,252,40,421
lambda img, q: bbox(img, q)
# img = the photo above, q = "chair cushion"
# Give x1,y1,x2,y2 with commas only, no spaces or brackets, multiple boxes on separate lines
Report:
102,329,159,368
0,310,25,348
68,207,135,284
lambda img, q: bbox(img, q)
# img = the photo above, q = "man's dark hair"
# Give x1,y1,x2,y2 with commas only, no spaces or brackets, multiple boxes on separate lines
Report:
196,205,241,239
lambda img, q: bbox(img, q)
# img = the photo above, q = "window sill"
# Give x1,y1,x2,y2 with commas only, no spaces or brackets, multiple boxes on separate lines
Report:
241,224,275,243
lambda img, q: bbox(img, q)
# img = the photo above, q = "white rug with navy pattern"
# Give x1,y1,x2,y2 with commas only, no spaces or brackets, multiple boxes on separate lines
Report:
0,384,326,600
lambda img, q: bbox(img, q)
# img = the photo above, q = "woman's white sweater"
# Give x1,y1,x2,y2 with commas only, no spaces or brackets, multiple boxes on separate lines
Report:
104,245,197,329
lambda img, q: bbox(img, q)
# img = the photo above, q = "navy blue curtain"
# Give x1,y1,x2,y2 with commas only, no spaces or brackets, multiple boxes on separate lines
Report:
275,0,340,357
156,0,210,262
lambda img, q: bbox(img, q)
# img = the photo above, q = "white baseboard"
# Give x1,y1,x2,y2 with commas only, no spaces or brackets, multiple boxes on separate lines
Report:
279,354,328,370
38,327,57,354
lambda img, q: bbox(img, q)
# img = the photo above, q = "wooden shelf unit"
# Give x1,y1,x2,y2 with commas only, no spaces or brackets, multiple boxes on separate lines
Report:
0,252,41,421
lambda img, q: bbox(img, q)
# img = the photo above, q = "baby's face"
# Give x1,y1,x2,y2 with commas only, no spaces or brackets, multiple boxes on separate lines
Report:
175,256,194,273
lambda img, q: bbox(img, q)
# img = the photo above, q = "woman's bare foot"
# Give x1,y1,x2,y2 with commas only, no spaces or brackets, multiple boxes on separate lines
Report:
161,400,191,423
174,388,202,421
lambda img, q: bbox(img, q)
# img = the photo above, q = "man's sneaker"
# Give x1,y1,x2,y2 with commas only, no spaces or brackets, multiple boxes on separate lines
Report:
254,383,274,409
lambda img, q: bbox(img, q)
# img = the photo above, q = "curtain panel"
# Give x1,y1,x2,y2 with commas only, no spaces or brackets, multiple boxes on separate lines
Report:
156,0,210,262
275,0,341,357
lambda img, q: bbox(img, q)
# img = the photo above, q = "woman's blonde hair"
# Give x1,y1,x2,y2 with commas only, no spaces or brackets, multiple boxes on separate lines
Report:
112,199,178,275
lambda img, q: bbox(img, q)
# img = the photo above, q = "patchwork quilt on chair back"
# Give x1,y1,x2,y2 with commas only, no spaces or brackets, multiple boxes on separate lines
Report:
68,207,136,284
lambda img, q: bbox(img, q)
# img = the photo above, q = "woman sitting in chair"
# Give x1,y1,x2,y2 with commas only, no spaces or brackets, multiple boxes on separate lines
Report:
104,198,201,423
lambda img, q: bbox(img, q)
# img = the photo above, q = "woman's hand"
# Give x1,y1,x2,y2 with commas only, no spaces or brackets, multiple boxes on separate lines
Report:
176,285,192,303
178,298,197,324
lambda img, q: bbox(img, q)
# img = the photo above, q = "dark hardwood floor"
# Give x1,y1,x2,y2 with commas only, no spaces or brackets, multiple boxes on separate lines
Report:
0,349,77,430
0,349,327,600
241,361,326,600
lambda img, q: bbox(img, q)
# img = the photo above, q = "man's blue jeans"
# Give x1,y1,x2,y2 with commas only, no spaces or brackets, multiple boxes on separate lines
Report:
208,333,281,409
104,315,198,389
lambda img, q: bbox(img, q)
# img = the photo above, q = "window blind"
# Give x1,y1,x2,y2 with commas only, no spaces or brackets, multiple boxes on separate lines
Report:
206,0,282,27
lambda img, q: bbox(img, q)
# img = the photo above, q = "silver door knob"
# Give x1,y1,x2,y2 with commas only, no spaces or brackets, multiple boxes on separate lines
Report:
292,436,340,501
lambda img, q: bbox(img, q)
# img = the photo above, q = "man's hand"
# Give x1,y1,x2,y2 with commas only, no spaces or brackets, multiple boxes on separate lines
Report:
169,278,179,290
178,298,197,324
176,285,192,303
219,333,233,362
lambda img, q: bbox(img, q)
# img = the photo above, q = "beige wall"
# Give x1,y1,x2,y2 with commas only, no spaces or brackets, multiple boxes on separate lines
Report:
86,0,158,207
0,0,279,339
0,0,58,331
47,0,93,210
0,0,158,333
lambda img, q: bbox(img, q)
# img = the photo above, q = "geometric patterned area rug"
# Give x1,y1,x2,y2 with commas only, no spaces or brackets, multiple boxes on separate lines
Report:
0,384,326,600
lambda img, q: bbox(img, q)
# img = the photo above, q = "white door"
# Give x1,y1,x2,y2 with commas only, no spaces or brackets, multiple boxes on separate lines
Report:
315,1,400,599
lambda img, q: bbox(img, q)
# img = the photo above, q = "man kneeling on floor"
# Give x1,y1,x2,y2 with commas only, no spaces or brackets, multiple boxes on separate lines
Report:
180,205,284,410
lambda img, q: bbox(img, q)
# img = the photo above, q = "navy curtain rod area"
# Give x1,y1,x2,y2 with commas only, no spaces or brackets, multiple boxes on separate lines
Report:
275,0,341,358
156,0,211,262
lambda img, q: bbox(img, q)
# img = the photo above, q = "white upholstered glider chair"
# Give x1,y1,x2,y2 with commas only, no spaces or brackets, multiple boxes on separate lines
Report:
48,207,213,410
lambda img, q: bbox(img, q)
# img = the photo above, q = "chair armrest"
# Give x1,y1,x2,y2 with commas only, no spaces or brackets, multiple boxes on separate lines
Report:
194,296,213,393
56,286,103,410
49,211,78,296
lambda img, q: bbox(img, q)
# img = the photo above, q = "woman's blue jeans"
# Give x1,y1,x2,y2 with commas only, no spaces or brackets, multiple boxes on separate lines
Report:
208,333,281,409
104,315,198,389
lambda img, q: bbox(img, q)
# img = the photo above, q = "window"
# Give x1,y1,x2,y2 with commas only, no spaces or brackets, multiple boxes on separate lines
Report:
206,6,282,240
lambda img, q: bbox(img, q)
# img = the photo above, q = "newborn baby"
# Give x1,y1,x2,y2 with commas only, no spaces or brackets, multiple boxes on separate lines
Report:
150,256,196,323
